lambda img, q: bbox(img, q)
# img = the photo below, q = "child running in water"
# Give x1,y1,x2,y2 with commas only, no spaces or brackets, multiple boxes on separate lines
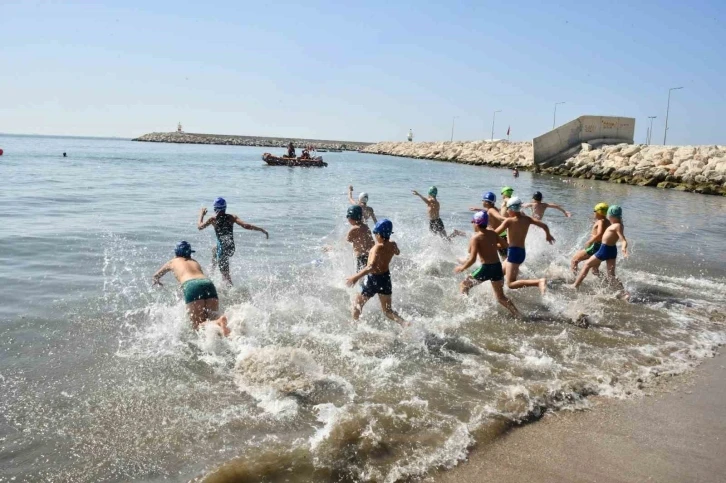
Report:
470,191,508,258
197,197,269,286
348,185,377,224
346,220,409,327
571,203,610,274
345,205,375,272
412,186,464,240
152,241,230,336
522,191,572,220
500,186,514,215
572,205,628,292
455,211,520,317
495,197,554,294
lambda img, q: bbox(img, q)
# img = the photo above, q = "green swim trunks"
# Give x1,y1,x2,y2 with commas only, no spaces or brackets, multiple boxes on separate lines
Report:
585,242,602,256
181,278,218,304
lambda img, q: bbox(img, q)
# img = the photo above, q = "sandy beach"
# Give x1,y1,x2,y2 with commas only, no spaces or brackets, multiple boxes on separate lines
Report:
436,352,726,483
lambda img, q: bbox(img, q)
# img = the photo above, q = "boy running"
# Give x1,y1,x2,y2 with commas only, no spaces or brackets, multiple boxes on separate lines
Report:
470,191,508,257
346,205,375,272
152,241,230,336
197,197,269,286
455,211,520,317
572,205,628,292
500,186,514,214
412,186,464,240
348,185,377,224
522,191,572,220
345,219,409,327
495,197,554,294
571,203,610,274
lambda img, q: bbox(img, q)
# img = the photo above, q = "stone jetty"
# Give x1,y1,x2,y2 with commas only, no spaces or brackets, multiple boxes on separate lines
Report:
362,141,726,196
133,132,371,151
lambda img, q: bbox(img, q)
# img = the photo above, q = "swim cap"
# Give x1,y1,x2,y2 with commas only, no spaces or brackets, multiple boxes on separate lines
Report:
373,219,393,239
607,205,622,218
428,186,438,197
175,241,195,258
533,191,543,201
501,186,514,196
482,191,496,203
507,196,522,212
358,192,369,203
472,210,489,226
347,205,363,221
213,197,227,212
594,202,609,215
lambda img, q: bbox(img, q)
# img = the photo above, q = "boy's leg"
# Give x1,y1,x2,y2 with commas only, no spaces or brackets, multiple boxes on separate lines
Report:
204,298,230,336
378,295,410,327
460,276,482,295
505,262,547,294
352,294,370,320
186,300,207,329
491,281,520,317
218,252,233,286
605,259,626,292
570,249,589,274
572,256,602,288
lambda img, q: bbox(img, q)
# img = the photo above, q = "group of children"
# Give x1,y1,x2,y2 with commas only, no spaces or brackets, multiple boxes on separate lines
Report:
152,185,628,336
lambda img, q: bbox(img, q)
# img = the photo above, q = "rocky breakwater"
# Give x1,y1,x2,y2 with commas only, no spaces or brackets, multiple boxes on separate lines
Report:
133,132,371,151
362,141,726,196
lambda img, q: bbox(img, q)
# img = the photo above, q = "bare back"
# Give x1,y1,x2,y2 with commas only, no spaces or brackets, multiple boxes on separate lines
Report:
367,240,399,274
347,224,375,256
504,214,534,247
592,218,610,239
473,229,503,264
529,202,547,220
487,207,504,231
427,198,441,220
168,257,207,284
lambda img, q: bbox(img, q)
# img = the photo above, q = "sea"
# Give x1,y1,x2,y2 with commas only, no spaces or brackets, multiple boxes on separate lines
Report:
1,134,725,482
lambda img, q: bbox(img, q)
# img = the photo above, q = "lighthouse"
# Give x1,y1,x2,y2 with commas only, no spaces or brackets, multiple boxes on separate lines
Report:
177,122,184,133
407,129,413,142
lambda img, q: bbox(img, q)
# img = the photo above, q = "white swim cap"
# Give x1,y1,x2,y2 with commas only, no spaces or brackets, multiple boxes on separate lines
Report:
358,192,369,203
507,196,522,211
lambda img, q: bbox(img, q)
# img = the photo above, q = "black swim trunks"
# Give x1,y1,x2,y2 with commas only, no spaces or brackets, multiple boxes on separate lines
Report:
356,254,369,273
361,272,392,298
470,263,504,282
429,218,446,236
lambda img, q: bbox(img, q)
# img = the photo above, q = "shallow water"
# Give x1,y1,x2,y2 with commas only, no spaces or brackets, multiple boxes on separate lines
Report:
1,134,725,482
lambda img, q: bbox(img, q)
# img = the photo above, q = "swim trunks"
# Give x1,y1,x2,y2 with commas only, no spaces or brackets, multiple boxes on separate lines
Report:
595,244,617,261
471,263,504,282
356,254,369,273
181,278,218,304
507,246,526,264
585,242,602,256
429,218,446,236
361,272,392,298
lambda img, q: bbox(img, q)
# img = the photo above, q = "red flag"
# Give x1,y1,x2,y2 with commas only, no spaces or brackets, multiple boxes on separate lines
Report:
507,126,511,136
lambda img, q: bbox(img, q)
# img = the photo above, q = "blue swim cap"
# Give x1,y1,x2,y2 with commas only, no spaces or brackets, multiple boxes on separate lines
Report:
472,210,489,226
213,197,227,212
175,241,195,258
482,191,496,203
373,219,393,239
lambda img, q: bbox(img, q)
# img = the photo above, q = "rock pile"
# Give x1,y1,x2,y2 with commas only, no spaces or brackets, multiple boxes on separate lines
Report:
133,132,370,151
362,141,726,196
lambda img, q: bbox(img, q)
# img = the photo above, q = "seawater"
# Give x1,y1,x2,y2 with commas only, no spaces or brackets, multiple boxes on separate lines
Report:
1,134,725,482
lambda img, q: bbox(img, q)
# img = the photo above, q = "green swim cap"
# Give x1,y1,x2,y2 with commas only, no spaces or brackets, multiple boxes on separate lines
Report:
428,186,438,197
607,205,622,218
501,186,514,196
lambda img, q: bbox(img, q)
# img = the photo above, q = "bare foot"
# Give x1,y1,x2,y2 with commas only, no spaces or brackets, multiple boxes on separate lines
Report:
538,278,547,295
399,320,412,328
215,315,230,337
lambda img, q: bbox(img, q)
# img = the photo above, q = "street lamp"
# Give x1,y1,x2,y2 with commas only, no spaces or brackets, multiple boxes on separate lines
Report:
450,116,459,142
663,87,683,145
647,116,657,145
553,102,566,129
491,110,502,141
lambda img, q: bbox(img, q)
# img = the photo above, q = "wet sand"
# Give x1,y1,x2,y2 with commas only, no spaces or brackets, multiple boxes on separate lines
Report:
436,352,726,483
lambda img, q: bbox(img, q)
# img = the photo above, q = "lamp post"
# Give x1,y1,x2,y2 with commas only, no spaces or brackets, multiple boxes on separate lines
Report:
450,116,458,142
647,116,657,145
491,110,502,141
663,87,683,145
553,102,566,129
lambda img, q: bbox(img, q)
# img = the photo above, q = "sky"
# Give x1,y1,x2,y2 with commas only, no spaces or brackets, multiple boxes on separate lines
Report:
1,0,725,144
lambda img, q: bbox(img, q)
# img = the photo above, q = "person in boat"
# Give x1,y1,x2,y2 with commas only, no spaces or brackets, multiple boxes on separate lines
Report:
348,185,377,224
301,149,311,160
197,197,269,286
287,142,296,158
152,241,230,336
412,186,464,240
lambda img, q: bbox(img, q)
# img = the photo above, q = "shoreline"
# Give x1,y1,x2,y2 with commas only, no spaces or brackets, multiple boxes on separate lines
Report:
434,351,726,483
132,131,372,151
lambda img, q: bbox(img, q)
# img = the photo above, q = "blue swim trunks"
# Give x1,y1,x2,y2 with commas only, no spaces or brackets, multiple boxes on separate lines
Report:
507,247,526,264
361,272,393,298
595,244,617,261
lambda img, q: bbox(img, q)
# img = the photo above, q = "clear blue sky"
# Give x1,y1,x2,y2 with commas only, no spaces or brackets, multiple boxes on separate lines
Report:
2,0,724,144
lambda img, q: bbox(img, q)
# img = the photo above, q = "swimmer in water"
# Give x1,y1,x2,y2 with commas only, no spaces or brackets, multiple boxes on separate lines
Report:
470,191,508,259
572,205,628,293
522,191,572,220
346,205,375,273
455,211,520,317
152,241,230,336
495,196,554,294
513,167,519,178
571,203,610,275
346,219,409,327
348,185,377,224
197,197,269,286
412,186,465,240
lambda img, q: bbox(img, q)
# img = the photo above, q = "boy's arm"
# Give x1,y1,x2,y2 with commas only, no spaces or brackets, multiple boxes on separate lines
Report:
531,218,556,244
547,203,572,217
617,225,629,257
494,218,511,235
411,190,431,205
346,247,377,286
347,185,356,205
488,208,506,224
234,216,269,239
369,207,378,224
584,221,605,247
392,241,400,256
152,262,171,286
197,208,214,230
454,238,478,273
